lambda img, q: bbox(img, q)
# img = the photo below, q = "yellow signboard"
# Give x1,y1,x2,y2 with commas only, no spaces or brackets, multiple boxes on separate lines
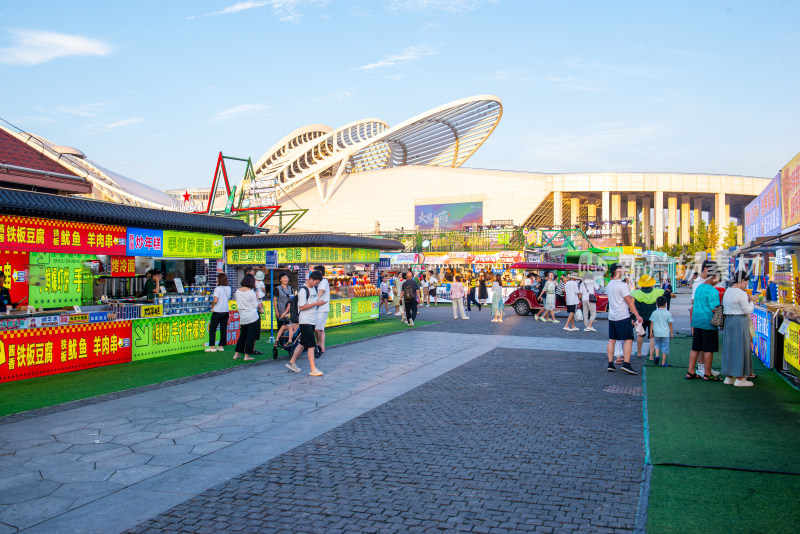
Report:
226,247,307,265
309,247,352,264
141,305,163,318
326,298,352,327
162,231,223,259
228,300,277,330
784,320,800,371
781,151,800,229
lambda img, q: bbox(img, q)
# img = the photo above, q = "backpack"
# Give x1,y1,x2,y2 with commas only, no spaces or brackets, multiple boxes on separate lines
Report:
289,287,310,323
402,282,416,302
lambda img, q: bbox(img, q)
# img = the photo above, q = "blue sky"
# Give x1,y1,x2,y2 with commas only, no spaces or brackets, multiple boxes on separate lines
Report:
1,0,799,191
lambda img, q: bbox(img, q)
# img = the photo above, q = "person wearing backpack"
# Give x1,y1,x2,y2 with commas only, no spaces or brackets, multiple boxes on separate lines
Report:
401,271,421,326
285,270,326,376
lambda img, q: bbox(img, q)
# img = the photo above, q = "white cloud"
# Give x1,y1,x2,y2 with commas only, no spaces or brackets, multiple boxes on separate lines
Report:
106,118,145,129
210,104,271,122
314,89,358,102
0,29,111,66
389,0,496,14
353,44,437,70
188,0,327,22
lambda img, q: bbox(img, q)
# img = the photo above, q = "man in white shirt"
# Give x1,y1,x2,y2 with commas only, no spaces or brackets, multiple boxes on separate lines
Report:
606,264,643,375
690,261,712,376
286,270,325,376
312,265,331,355
563,273,581,331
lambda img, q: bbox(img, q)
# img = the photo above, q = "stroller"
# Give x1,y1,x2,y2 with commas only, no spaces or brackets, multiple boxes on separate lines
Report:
272,325,322,359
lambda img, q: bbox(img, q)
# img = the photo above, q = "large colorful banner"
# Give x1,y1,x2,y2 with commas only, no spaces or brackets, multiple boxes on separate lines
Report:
132,313,211,360
750,307,772,368
227,247,307,265
163,231,223,259
1,251,29,307
0,215,125,255
351,296,379,322
0,321,133,383
28,253,92,308
781,151,800,229
415,202,483,230
745,172,782,242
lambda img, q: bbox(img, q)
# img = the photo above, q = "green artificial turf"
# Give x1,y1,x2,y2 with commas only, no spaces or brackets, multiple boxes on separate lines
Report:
0,319,434,417
647,466,800,533
645,336,800,474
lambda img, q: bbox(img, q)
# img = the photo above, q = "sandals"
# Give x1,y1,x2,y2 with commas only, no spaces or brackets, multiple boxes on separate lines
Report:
702,374,721,382
685,372,699,380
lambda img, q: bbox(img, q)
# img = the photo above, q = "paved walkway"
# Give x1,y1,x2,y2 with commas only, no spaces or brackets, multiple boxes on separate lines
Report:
0,312,645,533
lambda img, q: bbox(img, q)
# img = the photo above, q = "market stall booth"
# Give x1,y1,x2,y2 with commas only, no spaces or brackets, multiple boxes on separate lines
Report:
0,188,254,383
224,234,403,330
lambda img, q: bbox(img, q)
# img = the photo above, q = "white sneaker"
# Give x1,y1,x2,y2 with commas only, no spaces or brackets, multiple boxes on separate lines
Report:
584,327,592,332
710,369,720,377
216,346,224,351
309,369,323,377
394,312,401,316
204,347,216,352
408,319,414,326
285,363,300,373
570,327,579,331
723,376,735,385
562,326,570,330
588,327,596,332
401,318,408,324
463,316,469,320
551,319,559,323
734,378,754,387
535,315,540,321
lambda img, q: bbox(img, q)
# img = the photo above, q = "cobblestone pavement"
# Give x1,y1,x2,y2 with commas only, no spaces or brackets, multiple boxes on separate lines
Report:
127,348,644,533
0,323,637,533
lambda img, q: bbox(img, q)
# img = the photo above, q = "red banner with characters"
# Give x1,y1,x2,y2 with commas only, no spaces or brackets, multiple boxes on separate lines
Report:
0,251,29,307
0,321,133,383
0,215,126,255
110,256,136,277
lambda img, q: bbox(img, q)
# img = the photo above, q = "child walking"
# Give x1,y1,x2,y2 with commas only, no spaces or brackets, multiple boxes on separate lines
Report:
649,296,673,366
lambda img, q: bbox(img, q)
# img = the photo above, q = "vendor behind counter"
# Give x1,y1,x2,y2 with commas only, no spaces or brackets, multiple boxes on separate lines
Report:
137,269,166,300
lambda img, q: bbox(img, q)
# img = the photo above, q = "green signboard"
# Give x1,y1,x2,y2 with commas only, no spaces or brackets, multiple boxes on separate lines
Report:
351,296,379,322
28,253,92,308
132,313,211,360
162,231,223,259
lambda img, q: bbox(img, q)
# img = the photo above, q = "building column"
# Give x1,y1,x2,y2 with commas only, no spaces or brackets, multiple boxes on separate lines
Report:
654,191,664,248
714,192,726,249
693,198,703,227
553,191,563,227
667,195,678,246
681,195,691,245
642,197,651,249
602,191,610,222
627,196,638,246
737,224,743,245
611,193,621,242
570,197,580,226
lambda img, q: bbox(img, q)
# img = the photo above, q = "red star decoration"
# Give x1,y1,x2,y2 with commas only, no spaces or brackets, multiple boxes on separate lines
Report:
182,190,191,202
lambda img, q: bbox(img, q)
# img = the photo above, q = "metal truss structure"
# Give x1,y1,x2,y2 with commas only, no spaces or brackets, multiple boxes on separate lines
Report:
252,95,503,205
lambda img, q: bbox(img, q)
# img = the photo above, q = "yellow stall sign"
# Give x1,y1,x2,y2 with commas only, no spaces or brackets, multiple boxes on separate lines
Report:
141,305,163,318
784,320,800,371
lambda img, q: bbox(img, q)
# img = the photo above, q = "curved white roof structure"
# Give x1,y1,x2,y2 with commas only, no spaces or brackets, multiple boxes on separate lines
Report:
254,95,503,205
0,126,176,209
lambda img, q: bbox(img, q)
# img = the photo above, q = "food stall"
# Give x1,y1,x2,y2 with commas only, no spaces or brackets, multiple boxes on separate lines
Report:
0,189,254,383
224,234,403,330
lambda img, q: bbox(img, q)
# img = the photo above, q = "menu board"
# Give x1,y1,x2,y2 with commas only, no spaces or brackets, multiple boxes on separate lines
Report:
0,215,125,255
162,231,223,259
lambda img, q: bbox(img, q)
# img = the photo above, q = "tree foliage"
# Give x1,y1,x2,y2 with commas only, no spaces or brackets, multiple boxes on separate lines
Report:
723,222,738,248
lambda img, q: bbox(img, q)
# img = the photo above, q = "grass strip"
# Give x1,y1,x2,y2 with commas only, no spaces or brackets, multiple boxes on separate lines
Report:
647,465,800,533
0,319,434,417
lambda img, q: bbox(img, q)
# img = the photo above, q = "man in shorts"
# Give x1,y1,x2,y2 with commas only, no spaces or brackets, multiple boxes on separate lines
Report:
606,263,643,375
313,265,330,355
286,270,325,376
690,260,713,376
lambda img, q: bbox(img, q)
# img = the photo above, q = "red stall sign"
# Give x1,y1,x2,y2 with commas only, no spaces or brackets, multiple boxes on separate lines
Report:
0,321,133,383
110,256,136,277
0,215,126,255
0,251,29,307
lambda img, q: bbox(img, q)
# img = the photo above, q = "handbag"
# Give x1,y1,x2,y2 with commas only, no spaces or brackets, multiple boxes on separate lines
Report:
710,305,725,328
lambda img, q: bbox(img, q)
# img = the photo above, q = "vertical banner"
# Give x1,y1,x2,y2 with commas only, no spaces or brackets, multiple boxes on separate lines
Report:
0,321,133,383
783,320,800,371
749,307,772,368
781,151,800,229
0,251,29,307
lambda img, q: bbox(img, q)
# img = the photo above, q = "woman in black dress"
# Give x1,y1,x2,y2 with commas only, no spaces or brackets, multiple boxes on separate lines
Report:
478,274,488,305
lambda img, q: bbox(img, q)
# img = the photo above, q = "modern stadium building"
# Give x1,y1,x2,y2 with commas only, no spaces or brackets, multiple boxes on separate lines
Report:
250,95,769,248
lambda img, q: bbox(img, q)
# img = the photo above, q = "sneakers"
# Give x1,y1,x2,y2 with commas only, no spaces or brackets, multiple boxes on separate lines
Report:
621,363,638,375
535,315,540,321
216,346,225,352
204,347,216,352
724,376,735,385
587,327,596,332
584,327,592,332
607,362,616,372
710,369,720,377
401,318,408,324
570,327,579,331
408,319,414,326
562,326,570,330
734,378,754,387
309,369,323,377
285,363,300,372
551,319,560,323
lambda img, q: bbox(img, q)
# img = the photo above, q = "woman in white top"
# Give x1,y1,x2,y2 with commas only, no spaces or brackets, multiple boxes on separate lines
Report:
579,273,601,332
379,275,391,314
421,274,430,307
491,274,504,323
206,273,232,352
233,274,263,361
721,271,759,386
